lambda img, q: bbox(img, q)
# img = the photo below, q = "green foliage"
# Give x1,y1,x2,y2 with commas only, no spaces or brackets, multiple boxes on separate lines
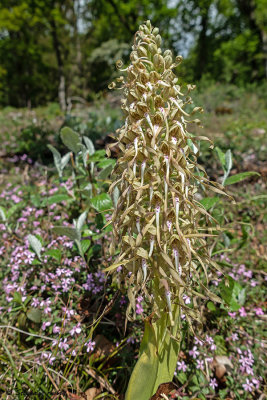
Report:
0,0,266,107
90,193,113,212
225,171,260,185
219,276,246,311
60,127,81,153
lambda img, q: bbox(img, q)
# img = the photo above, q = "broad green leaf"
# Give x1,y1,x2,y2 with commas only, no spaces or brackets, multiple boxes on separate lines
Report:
89,149,106,162
41,194,70,206
219,276,246,311
83,136,95,155
27,234,42,260
45,249,62,262
7,203,23,219
98,164,113,180
125,305,180,400
30,194,41,207
200,197,219,210
207,301,217,311
224,171,260,185
90,193,113,212
60,127,81,153
13,292,22,304
83,228,94,236
98,158,116,168
53,226,80,241
177,371,187,385
81,239,91,254
125,321,159,400
27,308,42,323
47,144,62,176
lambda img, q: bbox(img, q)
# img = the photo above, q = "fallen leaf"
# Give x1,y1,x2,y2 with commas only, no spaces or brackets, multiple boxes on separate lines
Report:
150,382,177,400
85,368,116,395
93,334,115,360
65,391,86,400
211,355,233,382
214,355,233,369
85,388,101,400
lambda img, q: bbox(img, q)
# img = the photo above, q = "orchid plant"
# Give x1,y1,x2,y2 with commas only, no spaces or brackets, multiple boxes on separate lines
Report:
107,20,226,400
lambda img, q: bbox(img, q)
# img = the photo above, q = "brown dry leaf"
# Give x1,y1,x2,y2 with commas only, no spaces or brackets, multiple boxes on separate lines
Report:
211,355,233,381
85,368,116,395
178,350,186,359
149,382,176,400
214,355,233,369
65,391,86,400
85,388,101,400
251,128,265,136
93,334,115,360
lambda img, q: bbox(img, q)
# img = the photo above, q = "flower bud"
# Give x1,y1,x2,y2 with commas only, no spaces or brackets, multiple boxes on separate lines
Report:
153,54,165,71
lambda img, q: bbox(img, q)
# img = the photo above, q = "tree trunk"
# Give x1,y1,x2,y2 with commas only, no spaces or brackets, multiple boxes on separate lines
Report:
196,7,209,80
58,73,66,112
50,17,66,111
73,0,83,90
263,31,267,79
237,0,265,80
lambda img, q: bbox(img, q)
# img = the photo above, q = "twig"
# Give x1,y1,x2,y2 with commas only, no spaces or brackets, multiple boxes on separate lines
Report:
85,368,116,395
0,325,54,341
42,363,65,400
